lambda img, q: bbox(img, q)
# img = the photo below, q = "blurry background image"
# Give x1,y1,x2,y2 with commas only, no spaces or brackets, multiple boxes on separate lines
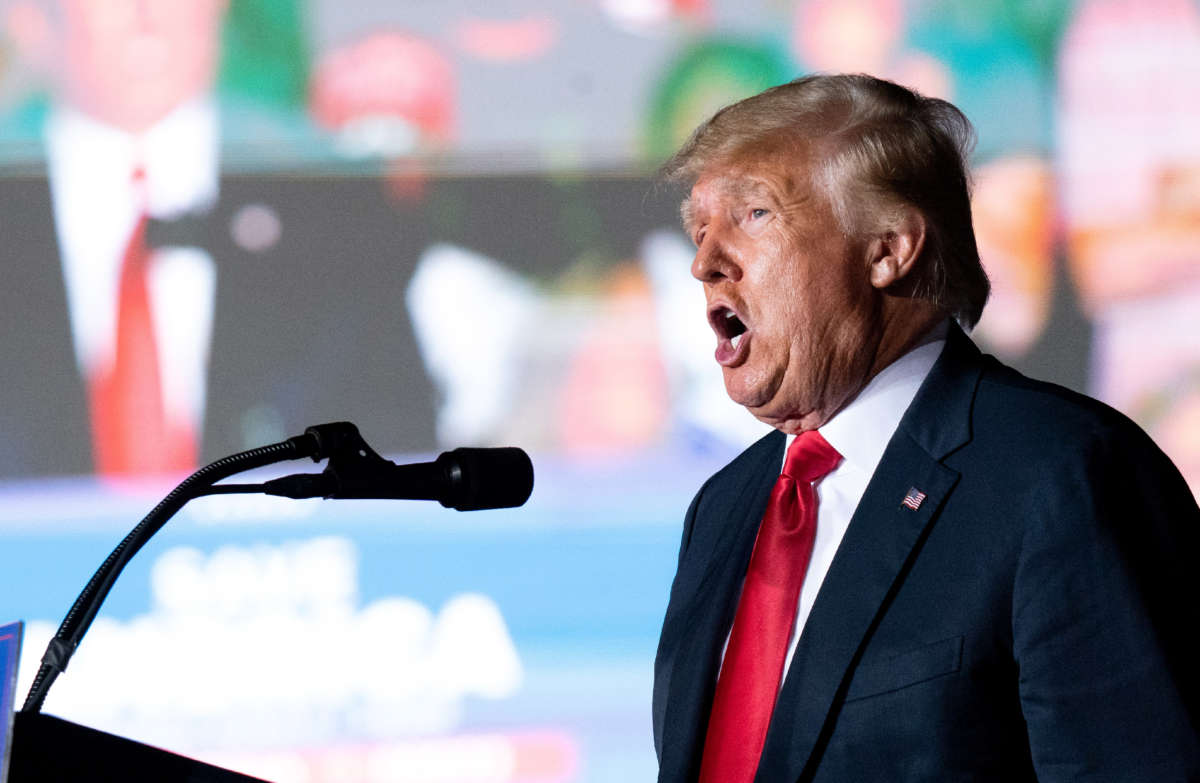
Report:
0,1,1197,781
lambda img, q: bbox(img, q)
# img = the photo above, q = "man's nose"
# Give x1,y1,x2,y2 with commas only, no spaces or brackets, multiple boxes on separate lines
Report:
690,230,743,283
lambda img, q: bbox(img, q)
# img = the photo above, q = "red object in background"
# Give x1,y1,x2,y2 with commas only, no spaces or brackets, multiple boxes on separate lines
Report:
673,0,710,20
559,267,670,454
385,158,430,203
310,32,455,142
452,14,558,62
87,173,196,476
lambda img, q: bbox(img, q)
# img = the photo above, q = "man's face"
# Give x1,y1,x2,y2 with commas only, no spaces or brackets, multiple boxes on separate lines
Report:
55,0,226,131
683,145,884,433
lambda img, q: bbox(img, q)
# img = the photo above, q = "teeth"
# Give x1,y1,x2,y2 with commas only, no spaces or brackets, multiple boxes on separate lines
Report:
731,333,743,350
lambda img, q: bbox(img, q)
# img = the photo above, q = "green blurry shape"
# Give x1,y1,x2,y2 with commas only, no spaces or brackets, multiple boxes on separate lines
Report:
912,0,1072,72
645,37,793,165
218,0,310,111
908,23,1051,158
1004,0,1072,70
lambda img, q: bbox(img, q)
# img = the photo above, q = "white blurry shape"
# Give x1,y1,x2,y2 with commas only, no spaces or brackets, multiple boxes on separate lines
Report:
354,597,436,697
230,203,282,253
641,230,772,448
151,546,207,614
350,597,461,737
1058,0,1200,228
291,536,359,612
334,115,420,159
365,736,515,783
208,545,261,617
29,537,524,750
407,243,541,446
148,246,217,430
314,749,368,783
601,0,673,34
206,752,312,783
251,545,292,609
429,593,523,699
150,536,357,618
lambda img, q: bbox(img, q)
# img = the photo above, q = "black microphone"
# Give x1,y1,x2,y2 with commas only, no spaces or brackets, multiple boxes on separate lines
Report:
260,423,534,511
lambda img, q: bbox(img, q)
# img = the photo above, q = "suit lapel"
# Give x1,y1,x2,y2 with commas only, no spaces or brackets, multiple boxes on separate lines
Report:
756,436,958,781
756,325,984,782
657,431,784,783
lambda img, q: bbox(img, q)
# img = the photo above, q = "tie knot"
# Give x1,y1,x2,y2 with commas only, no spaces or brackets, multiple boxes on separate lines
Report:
783,430,842,484
131,164,149,208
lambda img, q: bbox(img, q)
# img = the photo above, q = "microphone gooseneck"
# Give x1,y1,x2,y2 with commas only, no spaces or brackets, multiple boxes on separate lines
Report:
22,433,322,714
23,422,533,714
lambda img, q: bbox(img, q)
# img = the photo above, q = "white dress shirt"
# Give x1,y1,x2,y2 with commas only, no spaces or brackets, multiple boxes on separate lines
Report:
717,324,950,684
45,98,219,434
780,322,948,681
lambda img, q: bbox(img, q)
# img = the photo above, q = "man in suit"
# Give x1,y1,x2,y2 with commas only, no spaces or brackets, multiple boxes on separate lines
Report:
0,169,438,478
653,74,1200,781
0,0,440,478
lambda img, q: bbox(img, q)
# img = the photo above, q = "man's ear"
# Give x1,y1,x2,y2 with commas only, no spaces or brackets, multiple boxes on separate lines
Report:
867,207,926,290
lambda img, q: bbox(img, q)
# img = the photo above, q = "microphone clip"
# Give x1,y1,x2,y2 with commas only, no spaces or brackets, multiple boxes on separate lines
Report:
261,422,394,500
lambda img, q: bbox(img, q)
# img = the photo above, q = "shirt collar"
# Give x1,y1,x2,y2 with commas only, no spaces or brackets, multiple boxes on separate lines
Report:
46,96,219,218
815,320,949,477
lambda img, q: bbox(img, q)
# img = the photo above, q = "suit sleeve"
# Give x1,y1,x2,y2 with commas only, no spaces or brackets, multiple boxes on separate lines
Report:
653,476,711,763
1013,424,1200,779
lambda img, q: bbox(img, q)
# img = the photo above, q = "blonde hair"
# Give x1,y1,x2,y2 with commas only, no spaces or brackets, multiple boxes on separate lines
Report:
663,74,990,328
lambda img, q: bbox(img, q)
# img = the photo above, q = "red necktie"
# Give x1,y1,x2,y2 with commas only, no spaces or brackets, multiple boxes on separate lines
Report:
88,168,196,475
698,430,842,783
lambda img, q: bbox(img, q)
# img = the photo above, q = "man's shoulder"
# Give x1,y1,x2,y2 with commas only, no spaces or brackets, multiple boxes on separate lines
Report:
683,429,783,522
945,350,1194,512
709,428,785,487
972,353,1154,454
913,327,1157,459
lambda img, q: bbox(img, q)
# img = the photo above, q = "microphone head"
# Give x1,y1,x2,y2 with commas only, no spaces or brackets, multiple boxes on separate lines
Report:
436,447,534,511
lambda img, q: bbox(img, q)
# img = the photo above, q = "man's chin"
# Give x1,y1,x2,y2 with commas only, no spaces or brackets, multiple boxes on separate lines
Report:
723,374,773,413
724,384,795,430
729,386,823,433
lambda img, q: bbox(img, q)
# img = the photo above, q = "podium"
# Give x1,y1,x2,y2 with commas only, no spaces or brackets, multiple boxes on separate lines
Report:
9,711,268,782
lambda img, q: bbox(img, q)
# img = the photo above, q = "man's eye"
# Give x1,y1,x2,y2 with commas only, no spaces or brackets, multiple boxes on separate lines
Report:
750,208,768,220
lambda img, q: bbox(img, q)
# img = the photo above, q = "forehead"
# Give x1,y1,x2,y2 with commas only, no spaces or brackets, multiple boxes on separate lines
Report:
680,146,817,227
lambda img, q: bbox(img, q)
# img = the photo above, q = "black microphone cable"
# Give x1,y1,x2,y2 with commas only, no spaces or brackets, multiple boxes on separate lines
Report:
20,422,533,714
21,433,320,714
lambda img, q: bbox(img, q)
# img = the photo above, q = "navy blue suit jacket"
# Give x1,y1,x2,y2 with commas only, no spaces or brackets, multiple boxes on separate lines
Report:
654,326,1200,782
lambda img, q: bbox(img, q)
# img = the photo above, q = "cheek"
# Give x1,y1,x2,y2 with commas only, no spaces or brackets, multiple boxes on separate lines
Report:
750,243,809,321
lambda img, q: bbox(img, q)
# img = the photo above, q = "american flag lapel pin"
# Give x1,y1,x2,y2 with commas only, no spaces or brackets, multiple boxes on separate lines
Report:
901,487,927,511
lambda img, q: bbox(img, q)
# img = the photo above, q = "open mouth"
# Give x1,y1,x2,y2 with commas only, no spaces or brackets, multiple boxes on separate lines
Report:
709,305,750,364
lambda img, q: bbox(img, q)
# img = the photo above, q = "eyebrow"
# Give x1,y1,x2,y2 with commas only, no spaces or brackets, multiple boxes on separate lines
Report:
729,178,772,201
680,197,696,234
679,177,774,234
